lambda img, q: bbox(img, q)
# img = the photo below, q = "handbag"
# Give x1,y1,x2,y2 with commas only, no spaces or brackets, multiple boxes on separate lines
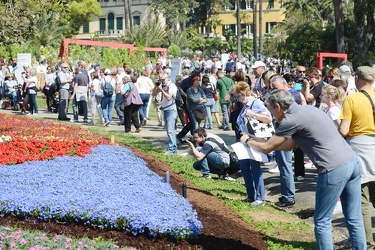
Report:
244,100,275,139
193,105,206,120
213,92,218,101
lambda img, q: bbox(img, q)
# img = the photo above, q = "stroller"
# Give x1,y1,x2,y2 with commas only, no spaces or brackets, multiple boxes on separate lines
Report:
42,82,59,113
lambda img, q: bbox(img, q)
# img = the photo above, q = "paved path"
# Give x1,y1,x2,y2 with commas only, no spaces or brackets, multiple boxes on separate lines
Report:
1,107,374,248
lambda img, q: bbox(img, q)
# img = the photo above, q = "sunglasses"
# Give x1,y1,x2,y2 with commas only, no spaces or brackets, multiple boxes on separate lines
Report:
298,71,305,73
326,75,333,79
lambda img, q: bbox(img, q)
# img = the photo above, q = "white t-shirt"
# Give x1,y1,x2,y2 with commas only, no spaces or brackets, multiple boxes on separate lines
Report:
135,75,154,94
161,81,177,111
326,105,341,128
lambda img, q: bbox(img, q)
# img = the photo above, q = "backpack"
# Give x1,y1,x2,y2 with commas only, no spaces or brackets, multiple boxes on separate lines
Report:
103,78,114,97
55,75,61,91
175,87,183,108
206,137,240,175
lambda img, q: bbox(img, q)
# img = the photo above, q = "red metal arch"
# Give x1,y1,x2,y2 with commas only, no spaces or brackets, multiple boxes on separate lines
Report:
59,39,167,60
316,52,347,69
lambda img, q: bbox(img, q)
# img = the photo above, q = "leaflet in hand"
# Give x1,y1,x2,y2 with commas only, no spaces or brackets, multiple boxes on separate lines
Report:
231,142,269,162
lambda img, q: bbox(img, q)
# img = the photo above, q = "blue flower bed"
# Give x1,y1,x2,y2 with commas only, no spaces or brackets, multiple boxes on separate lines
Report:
0,145,202,240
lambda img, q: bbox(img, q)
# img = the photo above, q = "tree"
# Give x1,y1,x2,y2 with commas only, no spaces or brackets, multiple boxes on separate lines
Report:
236,0,242,59
354,0,375,54
333,0,345,53
207,15,222,35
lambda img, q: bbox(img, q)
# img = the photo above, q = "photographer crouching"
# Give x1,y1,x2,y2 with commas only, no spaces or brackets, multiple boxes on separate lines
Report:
185,127,235,181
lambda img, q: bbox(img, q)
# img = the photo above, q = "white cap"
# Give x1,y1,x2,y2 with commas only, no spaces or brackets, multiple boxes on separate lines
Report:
339,65,351,73
104,68,111,75
252,61,266,69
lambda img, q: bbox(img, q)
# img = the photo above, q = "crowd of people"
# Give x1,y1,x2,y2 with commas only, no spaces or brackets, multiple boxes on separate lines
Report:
1,54,375,249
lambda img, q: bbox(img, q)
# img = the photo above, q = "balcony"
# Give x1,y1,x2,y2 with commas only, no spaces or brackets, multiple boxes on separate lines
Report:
98,0,151,7
94,29,124,38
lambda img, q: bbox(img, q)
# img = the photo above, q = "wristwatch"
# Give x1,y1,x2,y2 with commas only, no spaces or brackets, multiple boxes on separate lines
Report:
245,137,253,144
252,114,257,119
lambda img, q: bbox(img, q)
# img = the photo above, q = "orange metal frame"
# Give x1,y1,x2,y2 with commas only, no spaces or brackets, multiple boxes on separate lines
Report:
59,38,167,60
316,52,347,69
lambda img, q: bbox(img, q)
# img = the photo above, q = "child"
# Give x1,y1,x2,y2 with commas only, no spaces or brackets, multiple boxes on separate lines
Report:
320,84,346,214
320,85,345,128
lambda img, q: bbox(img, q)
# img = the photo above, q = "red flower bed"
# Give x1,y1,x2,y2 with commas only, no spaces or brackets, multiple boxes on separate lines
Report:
0,113,109,165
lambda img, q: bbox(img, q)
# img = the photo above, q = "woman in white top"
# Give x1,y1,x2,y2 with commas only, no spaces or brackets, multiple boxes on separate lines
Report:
43,66,56,112
22,68,38,115
88,72,104,125
135,70,154,125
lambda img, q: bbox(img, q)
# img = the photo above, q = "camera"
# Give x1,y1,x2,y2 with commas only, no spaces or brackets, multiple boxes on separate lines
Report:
181,135,194,143
296,76,306,83
155,80,163,87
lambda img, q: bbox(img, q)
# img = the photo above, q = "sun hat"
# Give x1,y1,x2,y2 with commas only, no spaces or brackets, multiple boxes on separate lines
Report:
355,66,375,81
104,68,111,75
252,61,266,69
61,62,69,68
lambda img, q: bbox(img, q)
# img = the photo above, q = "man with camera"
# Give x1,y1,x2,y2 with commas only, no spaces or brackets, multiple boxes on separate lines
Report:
185,127,233,180
152,72,178,156
294,65,306,92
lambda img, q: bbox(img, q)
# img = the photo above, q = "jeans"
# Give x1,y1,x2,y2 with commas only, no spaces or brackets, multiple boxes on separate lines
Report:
28,94,38,114
139,93,150,121
240,159,265,201
8,89,18,102
72,98,88,121
163,109,177,153
275,150,295,201
101,95,115,124
204,98,214,129
220,103,230,128
314,156,366,250
187,106,202,132
114,93,124,121
193,150,227,176
361,182,375,249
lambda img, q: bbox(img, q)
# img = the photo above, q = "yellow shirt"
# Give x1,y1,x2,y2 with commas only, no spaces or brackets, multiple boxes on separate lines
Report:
340,90,375,138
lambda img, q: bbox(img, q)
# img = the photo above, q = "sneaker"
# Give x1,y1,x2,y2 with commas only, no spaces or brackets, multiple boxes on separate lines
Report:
70,120,79,123
135,128,142,133
251,200,266,207
157,123,163,127
83,119,89,123
117,120,124,126
218,124,224,129
199,175,212,179
223,127,230,131
219,175,236,181
304,160,315,168
263,160,275,166
268,164,280,173
296,176,304,181
162,151,176,156
241,197,255,203
104,121,110,127
275,199,295,207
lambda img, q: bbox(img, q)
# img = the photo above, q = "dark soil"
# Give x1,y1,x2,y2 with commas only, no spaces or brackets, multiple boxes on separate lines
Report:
0,145,268,250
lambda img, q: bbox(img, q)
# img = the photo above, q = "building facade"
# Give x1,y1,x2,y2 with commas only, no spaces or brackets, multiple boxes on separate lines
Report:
215,0,285,38
75,0,152,40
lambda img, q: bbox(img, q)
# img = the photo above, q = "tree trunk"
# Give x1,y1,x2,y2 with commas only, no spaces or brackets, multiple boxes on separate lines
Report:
259,0,263,55
128,0,133,31
253,0,257,58
333,0,345,54
124,0,129,30
354,0,375,54
236,0,242,60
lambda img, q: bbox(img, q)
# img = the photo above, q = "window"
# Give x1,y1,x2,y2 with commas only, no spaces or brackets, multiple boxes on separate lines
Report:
240,0,246,9
83,22,89,33
268,0,274,9
133,16,140,26
246,0,254,9
107,12,115,30
99,18,106,32
116,17,123,30
266,22,277,33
